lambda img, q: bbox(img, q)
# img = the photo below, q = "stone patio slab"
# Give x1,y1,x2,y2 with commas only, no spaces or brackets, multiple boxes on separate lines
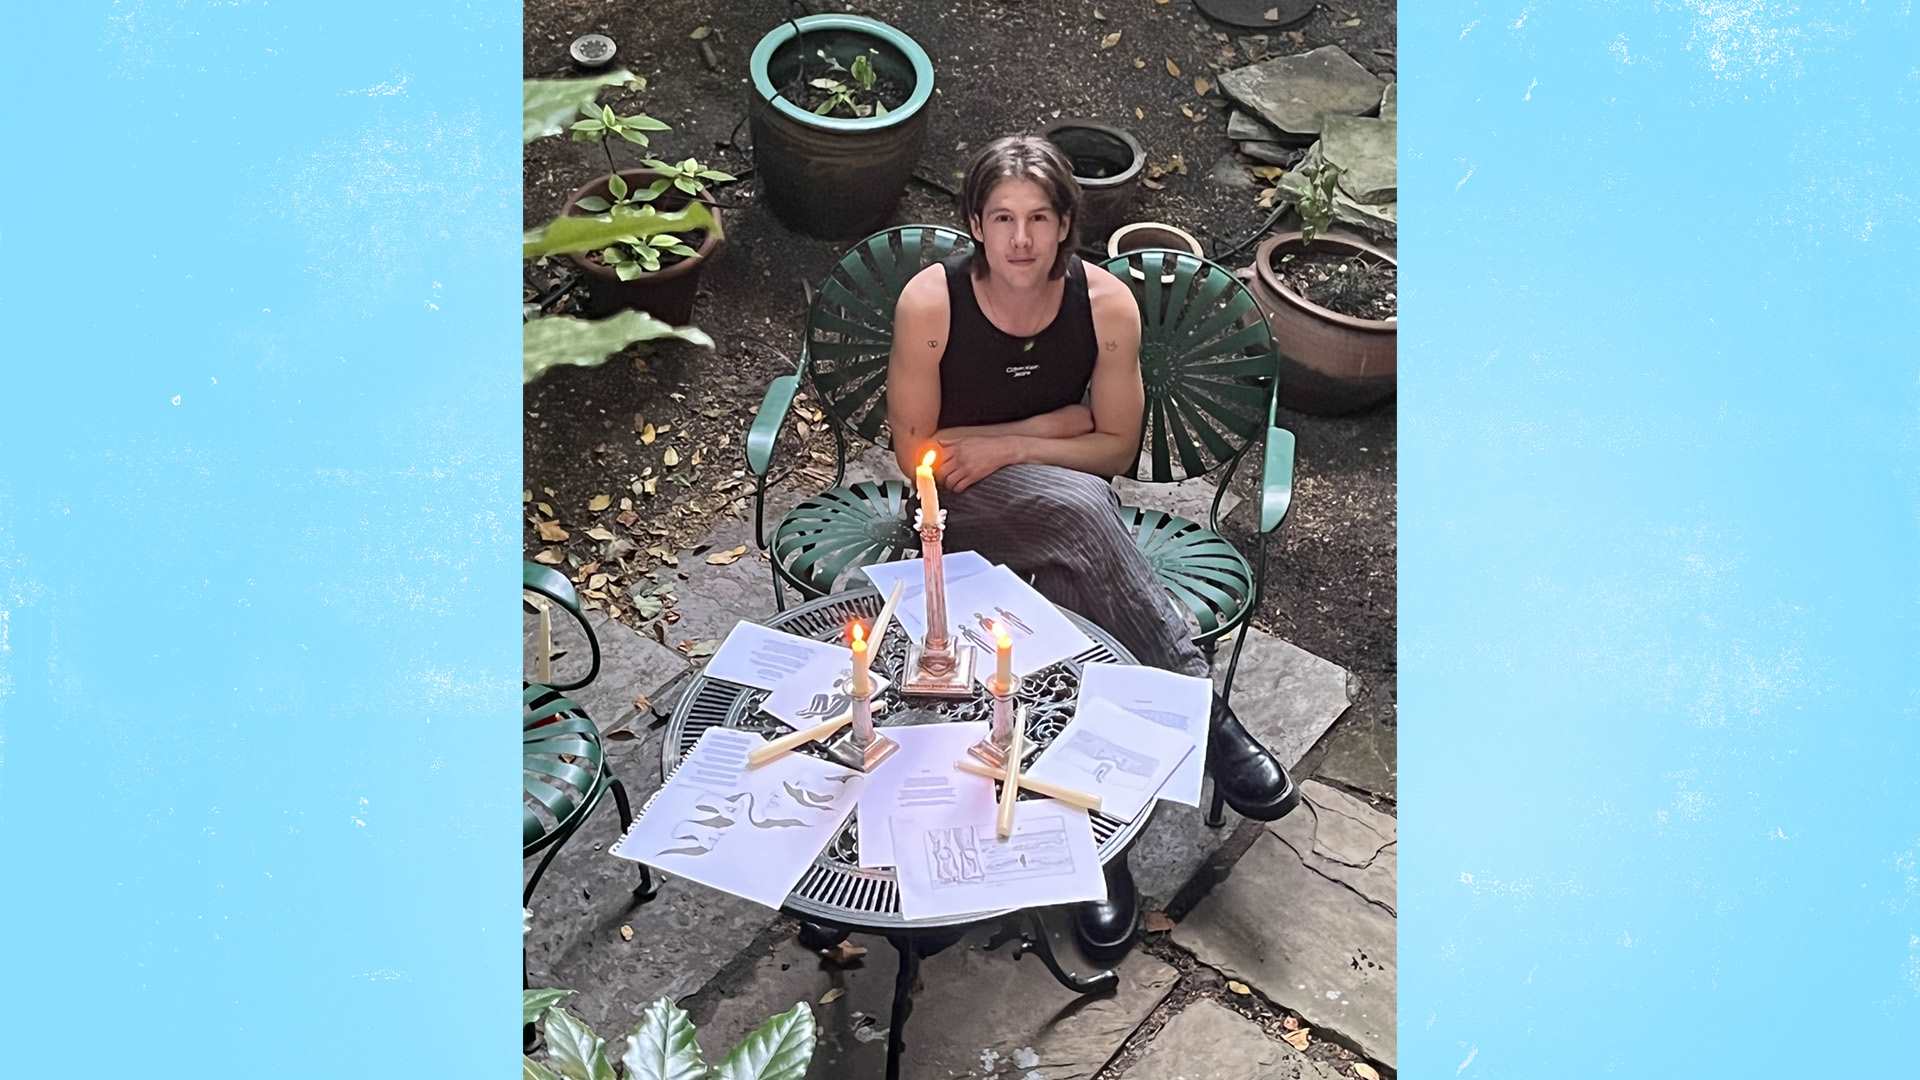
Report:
1172,781,1395,1067
1219,46,1385,138
1311,704,1396,801
525,607,690,735
1112,999,1337,1080
695,925,1178,1079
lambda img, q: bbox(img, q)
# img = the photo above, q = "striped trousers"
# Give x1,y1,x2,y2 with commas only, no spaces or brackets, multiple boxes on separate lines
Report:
940,464,1209,679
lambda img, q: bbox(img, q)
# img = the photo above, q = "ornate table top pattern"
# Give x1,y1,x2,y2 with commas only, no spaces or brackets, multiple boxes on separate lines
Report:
661,587,1151,930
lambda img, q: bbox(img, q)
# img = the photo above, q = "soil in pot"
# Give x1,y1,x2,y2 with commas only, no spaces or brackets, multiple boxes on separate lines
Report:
1270,247,1396,322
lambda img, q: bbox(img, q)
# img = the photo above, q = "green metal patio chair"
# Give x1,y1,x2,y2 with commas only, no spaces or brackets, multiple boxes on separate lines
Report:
522,562,656,909
745,229,1297,825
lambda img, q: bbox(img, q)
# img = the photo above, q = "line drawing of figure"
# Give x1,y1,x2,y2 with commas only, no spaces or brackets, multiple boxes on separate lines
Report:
653,780,850,860
930,829,960,884
992,606,1034,636
796,671,856,722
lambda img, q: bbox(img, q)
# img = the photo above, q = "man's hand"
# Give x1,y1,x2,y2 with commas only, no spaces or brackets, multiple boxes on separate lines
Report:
936,434,1024,493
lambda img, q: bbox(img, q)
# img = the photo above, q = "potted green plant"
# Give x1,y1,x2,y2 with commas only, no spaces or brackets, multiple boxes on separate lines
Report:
521,71,715,382
524,988,816,1080
560,98,734,324
748,14,935,239
1245,160,1397,414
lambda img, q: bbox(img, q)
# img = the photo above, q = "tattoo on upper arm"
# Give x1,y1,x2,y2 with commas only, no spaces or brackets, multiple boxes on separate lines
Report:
928,339,939,349
1104,339,1118,351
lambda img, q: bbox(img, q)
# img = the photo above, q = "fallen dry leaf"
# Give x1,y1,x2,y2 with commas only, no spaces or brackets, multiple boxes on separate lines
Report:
537,521,569,542
1343,17,1362,27
1132,56,1146,69
1100,30,1121,48
534,548,563,565
646,546,670,559
587,573,609,591
1134,105,1145,119
1165,57,1182,77
619,924,635,942
1141,176,1164,190
1281,1015,1300,1031
1353,1065,1380,1080
588,494,611,512
537,501,555,518
641,423,657,445
1093,7,1106,19
1142,911,1175,932
522,489,532,503
818,988,845,1005
1180,104,1196,119
586,527,615,542
643,476,659,495
1282,1028,1312,1052
1264,5,1280,17
1227,980,1250,995
1194,76,1212,95
663,447,681,467
705,545,748,566
689,25,711,40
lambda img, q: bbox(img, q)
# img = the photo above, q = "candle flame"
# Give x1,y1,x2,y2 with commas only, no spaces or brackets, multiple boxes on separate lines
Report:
851,621,866,647
921,449,936,469
987,619,1011,647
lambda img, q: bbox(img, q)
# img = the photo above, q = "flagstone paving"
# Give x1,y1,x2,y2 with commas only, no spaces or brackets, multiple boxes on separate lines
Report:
1111,999,1337,1080
1172,781,1396,1068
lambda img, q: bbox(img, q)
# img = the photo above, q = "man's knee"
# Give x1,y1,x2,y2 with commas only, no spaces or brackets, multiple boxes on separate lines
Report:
1017,466,1118,529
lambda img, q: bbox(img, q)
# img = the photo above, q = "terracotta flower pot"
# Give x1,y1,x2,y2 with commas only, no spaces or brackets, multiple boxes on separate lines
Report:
1246,230,1396,415
748,15,935,239
561,168,724,325
1043,120,1145,246
1107,221,1205,287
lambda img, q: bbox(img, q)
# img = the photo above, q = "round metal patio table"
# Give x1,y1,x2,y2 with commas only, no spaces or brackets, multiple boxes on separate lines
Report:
661,587,1152,1078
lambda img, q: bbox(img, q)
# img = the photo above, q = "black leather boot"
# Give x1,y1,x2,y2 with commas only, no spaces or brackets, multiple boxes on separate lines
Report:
1206,694,1301,821
1072,851,1138,964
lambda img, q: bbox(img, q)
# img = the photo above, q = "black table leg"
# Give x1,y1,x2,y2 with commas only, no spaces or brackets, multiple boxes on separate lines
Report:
1018,911,1121,996
885,934,921,1080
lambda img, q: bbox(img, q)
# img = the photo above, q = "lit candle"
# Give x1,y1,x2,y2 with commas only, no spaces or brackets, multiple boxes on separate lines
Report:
850,621,871,698
915,449,940,522
992,621,1013,692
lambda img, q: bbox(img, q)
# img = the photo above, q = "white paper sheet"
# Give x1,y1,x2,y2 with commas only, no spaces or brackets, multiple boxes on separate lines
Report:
610,728,866,910
759,651,892,731
890,798,1107,921
853,722,997,868
860,550,994,639
702,622,847,691
1026,698,1195,822
1074,662,1213,807
942,565,1094,684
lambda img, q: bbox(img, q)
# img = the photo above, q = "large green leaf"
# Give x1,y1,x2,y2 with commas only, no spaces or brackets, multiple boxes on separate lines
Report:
524,988,575,1025
524,1058,564,1080
541,1006,618,1080
524,311,713,383
619,998,706,1080
522,204,715,260
524,70,642,143
711,1002,816,1080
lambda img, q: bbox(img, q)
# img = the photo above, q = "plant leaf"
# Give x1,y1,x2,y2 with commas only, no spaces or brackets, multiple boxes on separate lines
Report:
627,114,672,131
524,203,715,259
620,997,707,1080
543,1006,618,1080
608,173,629,199
699,168,737,181
711,1001,815,1080
524,988,575,1025
524,70,639,142
575,195,612,212
674,176,700,195
524,1057,565,1080
524,311,714,383
614,127,652,147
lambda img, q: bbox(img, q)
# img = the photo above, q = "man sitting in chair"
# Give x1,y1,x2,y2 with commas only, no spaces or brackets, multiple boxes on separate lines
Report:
886,135,1301,962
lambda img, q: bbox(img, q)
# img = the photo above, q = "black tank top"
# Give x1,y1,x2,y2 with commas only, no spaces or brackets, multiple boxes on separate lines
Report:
935,252,1098,429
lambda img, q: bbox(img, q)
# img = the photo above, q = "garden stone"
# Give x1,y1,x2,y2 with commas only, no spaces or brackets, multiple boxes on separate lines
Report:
1173,781,1396,1067
693,926,1179,1078
1228,109,1283,142
1319,115,1396,203
1112,999,1338,1080
1239,141,1299,166
1219,46,1385,138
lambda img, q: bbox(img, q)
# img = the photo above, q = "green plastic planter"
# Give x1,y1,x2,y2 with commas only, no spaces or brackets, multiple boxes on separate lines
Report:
748,15,935,239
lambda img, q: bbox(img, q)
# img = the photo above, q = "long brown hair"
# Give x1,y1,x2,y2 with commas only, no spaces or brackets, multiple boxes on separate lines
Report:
959,135,1081,280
